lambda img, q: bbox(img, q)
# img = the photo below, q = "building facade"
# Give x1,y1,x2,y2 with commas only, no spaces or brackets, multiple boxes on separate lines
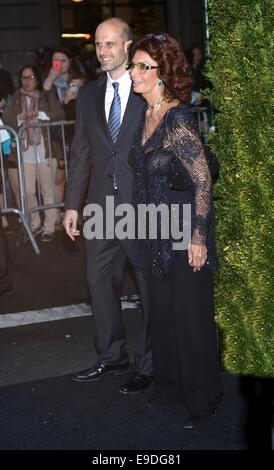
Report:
0,0,205,81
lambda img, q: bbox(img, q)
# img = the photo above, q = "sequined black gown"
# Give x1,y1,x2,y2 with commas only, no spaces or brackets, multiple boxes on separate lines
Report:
129,103,223,415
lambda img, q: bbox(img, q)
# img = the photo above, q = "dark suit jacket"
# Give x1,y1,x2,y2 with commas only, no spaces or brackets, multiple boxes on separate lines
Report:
65,74,145,211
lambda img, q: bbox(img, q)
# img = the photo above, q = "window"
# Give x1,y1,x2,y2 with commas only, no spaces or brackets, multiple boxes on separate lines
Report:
59,0,167,39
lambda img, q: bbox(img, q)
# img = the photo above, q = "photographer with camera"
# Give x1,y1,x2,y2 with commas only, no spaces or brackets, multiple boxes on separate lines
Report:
43,48,76,230
43,47,73,103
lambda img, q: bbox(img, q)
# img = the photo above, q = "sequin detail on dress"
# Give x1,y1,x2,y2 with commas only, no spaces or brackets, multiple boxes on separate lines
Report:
129,104,217,279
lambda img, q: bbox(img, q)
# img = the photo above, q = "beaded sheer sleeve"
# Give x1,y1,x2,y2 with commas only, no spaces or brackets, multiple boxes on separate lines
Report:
163,108,212,246
129,103,217,279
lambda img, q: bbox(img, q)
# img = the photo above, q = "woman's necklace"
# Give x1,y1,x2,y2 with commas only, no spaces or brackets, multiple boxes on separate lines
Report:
144,115,151,142
144,95,165,142
147,95,165,111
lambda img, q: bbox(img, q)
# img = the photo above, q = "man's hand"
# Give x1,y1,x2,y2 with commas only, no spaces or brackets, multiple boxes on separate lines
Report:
188,244,207,272
63,210,80,241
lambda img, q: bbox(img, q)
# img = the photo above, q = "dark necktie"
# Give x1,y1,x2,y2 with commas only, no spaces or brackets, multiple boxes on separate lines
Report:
108,82,121,192
108,82,121,142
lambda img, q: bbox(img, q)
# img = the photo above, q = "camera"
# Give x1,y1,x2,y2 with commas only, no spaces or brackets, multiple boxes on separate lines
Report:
69,82,77,93
52,60,61,71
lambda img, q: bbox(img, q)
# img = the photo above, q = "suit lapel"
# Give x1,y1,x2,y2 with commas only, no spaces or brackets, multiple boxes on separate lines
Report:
93,79,143,145
94,75,113,142
117,88,143,142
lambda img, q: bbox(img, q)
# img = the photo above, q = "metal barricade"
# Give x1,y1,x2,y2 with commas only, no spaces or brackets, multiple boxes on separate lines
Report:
0,124,39,254
191,106,210,142
17,120,75,244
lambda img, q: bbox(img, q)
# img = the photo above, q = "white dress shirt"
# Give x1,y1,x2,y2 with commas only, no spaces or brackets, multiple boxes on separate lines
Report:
105,71,132,124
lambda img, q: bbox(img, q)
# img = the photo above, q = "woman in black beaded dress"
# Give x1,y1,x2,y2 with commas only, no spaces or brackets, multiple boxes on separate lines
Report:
127,33,223,429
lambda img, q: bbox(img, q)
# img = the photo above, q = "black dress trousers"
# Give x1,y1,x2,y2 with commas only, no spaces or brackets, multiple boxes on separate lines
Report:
148,253,223,415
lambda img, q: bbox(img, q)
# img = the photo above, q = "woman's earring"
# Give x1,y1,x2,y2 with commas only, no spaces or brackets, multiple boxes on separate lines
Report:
158,79,163,87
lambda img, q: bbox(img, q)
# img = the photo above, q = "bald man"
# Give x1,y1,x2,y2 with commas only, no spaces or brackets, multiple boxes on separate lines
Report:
64,18,153,394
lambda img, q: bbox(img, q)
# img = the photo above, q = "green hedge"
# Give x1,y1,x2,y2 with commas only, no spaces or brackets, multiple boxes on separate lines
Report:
207,0,273,375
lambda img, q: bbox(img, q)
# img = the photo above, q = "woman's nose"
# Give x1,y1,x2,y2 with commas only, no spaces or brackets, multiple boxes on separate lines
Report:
130,67,137,79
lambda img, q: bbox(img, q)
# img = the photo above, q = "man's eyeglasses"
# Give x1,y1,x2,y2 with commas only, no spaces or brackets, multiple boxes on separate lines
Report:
126,62,158,74
21,75,36,81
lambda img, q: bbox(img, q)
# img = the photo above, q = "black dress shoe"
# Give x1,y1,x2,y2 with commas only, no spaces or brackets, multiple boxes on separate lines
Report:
73,362,130,382
183,410,217,429
120,374,154,394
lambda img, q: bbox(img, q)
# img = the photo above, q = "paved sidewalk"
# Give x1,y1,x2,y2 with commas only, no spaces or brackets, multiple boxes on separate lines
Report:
0,220,272,452
1,221,137,314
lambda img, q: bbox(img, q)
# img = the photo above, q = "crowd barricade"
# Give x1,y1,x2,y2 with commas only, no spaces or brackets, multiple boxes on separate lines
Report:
17,120,74,215
1,120,75,254
0,124,40,254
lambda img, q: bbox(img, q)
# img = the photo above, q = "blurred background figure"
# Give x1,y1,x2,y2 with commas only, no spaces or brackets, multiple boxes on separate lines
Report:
34,47,53,81
43,47,77,231
63,72,87,166
0,83,8,228
0,80,13,291
0,84,8,115
2,65,64,242
0,207,12,297
0,84,15,230
0,66,15,99
75,44,101,82
191,44,205,99
188,44,213,137
188,44,208,106
63,72,87,121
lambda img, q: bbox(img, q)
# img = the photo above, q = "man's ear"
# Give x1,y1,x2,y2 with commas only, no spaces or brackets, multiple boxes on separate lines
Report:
125,39,132,53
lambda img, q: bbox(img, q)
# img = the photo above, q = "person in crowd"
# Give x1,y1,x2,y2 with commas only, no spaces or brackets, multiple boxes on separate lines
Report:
62,72,87,174
63,72,87,121
0,208,12,297
64,18,153,394
76,45,101,82
0,76,13,291
0,67,15,98
43,47,74,230
0,84,9,115
2,65,64,241
189,44,212,134
0,85,10,229
0,84,20,227
43,47,73,105
34,47,53,82
127,33,223,429
190,44,207,98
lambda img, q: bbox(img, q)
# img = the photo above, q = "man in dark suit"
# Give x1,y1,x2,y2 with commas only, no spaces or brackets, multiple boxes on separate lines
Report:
64,18,153,394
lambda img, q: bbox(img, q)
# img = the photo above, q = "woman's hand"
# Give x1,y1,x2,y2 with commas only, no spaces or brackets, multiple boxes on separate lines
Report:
24,111,38,122
43,67,60,90
63,89,76,105
18,111,37,124
188,243,207,272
